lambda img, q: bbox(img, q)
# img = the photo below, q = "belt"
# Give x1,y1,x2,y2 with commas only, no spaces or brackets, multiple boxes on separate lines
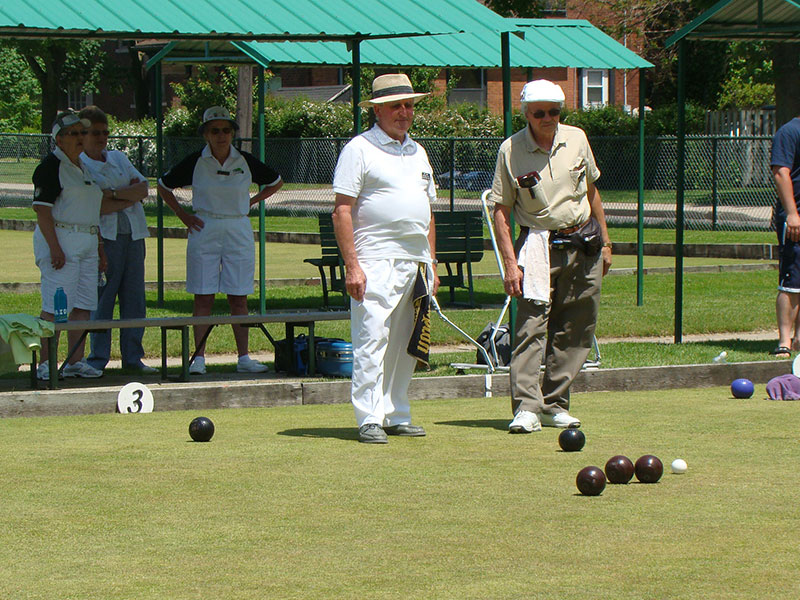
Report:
197,210,246,220
552,218,591,236
55,221,99,235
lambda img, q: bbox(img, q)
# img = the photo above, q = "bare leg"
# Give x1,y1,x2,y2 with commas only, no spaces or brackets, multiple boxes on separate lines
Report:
776,291,799,354
67,308,92,364
228,294,249,357
193,294,215,356
39,310,57,363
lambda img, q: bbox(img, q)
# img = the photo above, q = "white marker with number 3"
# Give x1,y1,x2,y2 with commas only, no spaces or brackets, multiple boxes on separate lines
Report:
117,382,154,414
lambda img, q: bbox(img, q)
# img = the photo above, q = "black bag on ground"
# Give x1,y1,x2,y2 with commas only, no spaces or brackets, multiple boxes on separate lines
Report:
475,322,511,367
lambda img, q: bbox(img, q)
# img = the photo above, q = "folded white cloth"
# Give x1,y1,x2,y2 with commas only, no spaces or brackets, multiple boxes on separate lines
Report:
517,229,551,303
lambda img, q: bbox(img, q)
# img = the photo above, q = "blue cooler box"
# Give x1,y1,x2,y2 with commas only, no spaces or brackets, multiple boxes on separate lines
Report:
316,339,353,378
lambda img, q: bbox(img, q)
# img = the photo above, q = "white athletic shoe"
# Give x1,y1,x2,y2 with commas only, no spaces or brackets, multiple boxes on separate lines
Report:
189,356,206,375
62,360,103,379
237,355,269,373
540,412,581,429
509,410,541,433
36,360,50,381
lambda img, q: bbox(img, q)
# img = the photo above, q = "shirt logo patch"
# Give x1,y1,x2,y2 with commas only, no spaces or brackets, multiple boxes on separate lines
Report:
421,172,431,182
232,167,244,174
217,170,230,176
34,187,41,199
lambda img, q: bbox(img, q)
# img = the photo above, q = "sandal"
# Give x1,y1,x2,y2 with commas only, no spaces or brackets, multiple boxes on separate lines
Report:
770,346,792,357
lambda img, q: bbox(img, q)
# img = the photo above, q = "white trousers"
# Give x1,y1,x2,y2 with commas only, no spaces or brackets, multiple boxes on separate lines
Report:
350,258,419,427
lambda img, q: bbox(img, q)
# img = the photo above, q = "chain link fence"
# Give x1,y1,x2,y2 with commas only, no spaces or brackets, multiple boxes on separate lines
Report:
0,132,776,231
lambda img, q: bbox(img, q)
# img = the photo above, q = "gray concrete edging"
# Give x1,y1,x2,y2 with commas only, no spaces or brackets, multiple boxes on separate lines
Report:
0,360,788,419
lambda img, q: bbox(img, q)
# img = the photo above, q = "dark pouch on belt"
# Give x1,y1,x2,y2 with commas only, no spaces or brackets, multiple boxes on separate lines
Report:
552,218,602,254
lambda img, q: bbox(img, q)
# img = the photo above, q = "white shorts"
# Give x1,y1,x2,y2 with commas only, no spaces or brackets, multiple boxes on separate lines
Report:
34,227,99,313
186,216,254,295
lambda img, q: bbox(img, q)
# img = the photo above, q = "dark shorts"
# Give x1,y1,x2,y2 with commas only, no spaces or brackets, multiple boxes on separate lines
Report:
775,213,800,292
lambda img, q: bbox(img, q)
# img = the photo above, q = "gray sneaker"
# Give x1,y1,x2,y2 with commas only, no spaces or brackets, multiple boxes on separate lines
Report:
358,423,388,444
62,360,103,378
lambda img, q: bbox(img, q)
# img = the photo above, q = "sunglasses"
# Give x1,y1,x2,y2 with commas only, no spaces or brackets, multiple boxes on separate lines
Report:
89,129,110,136
209,127,233,135
529,108,561,119
65,130,88,137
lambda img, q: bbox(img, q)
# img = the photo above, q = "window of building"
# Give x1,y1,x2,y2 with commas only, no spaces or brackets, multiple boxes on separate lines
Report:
67,85,93,111
581,69,608,108
449,68,486,107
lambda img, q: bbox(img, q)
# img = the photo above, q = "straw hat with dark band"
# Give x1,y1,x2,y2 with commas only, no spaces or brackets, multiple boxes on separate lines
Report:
358,73,429,108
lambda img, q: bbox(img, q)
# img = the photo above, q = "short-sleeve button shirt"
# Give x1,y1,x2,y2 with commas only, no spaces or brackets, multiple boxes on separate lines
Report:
490,123,600,230
159,144,281,216
32,146,102,226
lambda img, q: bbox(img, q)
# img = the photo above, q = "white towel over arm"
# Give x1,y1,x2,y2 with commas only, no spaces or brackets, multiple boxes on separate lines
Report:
517,229,551,304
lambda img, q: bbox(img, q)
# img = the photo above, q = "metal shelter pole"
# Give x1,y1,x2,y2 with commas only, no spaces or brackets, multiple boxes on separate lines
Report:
674,40,686,344
501,31,517,335
155,62,165,307
257,66,267,314
351,39,362,135
637,70,645,306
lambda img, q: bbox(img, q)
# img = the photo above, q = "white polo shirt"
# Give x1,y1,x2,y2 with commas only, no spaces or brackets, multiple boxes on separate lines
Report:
158,144,281,216
80,149,150,241
32,147,102,226
333,125,436,262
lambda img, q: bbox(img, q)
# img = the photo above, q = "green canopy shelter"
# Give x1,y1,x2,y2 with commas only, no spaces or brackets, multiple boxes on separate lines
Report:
666,0,800,343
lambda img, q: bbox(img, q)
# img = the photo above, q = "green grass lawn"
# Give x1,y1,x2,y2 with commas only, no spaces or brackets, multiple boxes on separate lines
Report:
1,390,797,599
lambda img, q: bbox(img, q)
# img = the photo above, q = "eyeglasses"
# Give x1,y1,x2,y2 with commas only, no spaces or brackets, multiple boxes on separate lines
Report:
209,127,233,135
64,130,88,137
529,108,561,119
89,129,110,137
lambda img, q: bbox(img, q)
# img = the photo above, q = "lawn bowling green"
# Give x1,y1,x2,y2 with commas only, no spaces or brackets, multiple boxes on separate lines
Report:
1,385,797,599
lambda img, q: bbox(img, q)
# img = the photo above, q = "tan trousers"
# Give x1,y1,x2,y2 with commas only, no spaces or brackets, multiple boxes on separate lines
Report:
510,244,603,416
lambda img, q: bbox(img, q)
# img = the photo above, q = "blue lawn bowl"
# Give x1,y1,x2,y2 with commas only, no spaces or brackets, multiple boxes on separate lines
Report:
731,378,755,399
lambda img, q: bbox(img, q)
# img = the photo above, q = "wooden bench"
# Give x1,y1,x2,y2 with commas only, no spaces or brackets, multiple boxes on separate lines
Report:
36,311,351,390
434,211,484,306
303,213,348,309
304,211,485,307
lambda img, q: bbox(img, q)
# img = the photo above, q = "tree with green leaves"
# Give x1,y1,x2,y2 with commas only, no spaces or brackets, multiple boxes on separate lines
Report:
0,47,40,132
2,39,105,134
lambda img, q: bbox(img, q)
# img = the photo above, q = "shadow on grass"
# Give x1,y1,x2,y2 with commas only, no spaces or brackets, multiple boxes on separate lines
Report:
277,427,358,441
435,419,508,431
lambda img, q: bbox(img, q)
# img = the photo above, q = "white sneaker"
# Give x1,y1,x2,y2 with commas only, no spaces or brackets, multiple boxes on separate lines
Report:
540,412,581,429
62,360,103,378
237,355,269,373
189,356,206,375
509,410,541,433
36,360,50,381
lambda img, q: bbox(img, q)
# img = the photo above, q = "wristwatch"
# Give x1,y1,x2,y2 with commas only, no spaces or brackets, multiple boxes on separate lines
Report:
602,242,613,248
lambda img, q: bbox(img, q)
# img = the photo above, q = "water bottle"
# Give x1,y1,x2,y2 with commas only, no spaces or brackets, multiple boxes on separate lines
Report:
54,287,68,323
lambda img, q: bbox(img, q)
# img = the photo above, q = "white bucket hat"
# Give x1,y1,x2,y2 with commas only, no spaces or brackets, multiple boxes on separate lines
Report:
520,79,566,111
358,73,429,108
198,106,239,135
51,110,91,140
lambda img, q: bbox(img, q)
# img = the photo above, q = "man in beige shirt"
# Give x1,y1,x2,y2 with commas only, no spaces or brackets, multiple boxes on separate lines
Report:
490,79,612,433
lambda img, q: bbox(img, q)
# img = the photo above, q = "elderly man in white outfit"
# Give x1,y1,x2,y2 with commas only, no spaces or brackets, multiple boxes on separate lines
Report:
333,73,441,444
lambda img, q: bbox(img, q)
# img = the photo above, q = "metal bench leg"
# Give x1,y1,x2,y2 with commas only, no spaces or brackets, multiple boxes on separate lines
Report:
30,350,37,389
181,326,190,381
308,322,316,375
48,334,58,390
160,327,168,381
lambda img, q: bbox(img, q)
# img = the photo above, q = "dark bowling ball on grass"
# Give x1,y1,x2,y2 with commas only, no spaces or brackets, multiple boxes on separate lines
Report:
634,455,663,483
576,466,606,496
605,455,635,484
731,378,754,399
189,416,215,442
558,428,586,452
